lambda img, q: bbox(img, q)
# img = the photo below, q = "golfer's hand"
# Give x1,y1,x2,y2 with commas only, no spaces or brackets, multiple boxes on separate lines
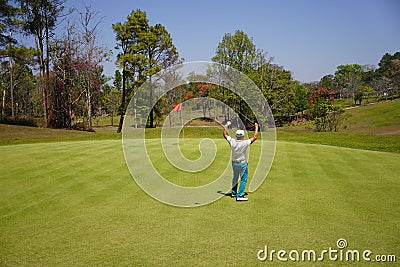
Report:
251,123,259,143
223,128,229,139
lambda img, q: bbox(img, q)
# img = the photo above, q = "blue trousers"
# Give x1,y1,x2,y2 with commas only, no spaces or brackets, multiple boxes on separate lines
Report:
231,161,248,198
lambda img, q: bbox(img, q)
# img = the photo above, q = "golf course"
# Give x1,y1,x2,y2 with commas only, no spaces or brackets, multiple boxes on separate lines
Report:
1,100,399,266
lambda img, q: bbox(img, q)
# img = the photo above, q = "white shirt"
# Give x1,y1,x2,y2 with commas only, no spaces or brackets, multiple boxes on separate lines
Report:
226,136,251,162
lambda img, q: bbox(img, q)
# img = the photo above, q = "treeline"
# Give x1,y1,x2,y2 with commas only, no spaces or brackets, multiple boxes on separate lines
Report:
302,52,400,131
0,0,110,130
316,52,400,104
1,1,399,132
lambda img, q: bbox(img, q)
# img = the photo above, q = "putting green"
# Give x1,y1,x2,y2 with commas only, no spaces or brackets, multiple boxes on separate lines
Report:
0,140,399,266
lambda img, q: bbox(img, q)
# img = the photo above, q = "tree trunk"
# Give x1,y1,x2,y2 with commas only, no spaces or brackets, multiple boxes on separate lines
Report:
149,77,154,128
36,35,48,126
45,15,51,126
7,28,15,118
9,50,14,118
41,68,48,125
68,103,73,129
117,69,126,133
2,90,5,116
87,92,92,131
86,72,93,131
117,113,124,132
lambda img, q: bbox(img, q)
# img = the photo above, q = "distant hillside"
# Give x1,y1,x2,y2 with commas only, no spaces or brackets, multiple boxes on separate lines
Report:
341,99,400,135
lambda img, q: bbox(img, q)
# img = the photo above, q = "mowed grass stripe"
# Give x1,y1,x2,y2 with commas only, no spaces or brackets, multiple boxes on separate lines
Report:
0,140,399,266
0,141,130,218
271,142,400,254
0,141,140,266
265,142,343,246
145,138,232,187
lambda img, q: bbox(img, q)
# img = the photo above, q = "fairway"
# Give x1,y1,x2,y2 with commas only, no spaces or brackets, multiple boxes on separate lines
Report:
1,140,399,266
2,0,398,265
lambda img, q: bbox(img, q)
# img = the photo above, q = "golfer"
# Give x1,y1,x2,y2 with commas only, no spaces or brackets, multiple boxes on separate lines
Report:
223,123,258,201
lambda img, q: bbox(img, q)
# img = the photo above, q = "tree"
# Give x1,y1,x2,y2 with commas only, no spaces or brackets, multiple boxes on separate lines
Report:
113,9,148,132
0,0,20,118
77,5,108,131
319,74,335,90
355,85,375,105
1,46,36,116
142,22,180,128
212,30,297,125
212,30,259,73
50,21,81,128
213,30,267,125
250,64,295,115
102,84,121,126
312,103,343,132
1,48,36,118
307,87,344,132
334,64,364,103
376,52,400,97
48,6,108,130
290,83,309,115
0,0,19,47
114,69,122,91
113,9,179,131
1,1,39,119
18,0,66,126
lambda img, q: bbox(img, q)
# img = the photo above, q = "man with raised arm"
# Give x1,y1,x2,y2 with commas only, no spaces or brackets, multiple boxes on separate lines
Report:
223,123,258,201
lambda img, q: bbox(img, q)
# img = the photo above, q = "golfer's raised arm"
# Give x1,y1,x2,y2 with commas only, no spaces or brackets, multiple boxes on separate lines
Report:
223,128,229,140
250,123,258,144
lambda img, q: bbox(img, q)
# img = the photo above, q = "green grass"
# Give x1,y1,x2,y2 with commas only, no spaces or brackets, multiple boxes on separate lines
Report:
277,99,400,153
1,100,399,265
1,140,399,266
145,138,262,187
341,99,400,135
0,124,121,145
2,123,400,154
332,98,354,108
146,138,229,187
277,128,400,154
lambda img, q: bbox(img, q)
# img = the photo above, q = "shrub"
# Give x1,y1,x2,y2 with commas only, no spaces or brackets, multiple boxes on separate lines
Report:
306,103,344,132
0,116,37,127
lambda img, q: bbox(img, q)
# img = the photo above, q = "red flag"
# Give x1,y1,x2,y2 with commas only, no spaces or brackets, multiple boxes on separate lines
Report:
173,102,182,112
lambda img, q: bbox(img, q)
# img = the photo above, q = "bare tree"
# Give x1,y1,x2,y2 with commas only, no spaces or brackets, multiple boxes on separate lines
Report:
77,5,106,131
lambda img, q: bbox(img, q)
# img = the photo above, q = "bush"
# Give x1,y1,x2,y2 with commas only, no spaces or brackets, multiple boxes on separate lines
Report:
0,116,37,127
306,103,344,132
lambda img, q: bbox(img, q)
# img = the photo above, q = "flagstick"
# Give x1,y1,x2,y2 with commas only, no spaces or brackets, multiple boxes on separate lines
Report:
180,108,184,140
173,102,183,139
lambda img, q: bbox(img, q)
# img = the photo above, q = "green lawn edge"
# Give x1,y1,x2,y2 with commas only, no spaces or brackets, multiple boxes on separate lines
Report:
1,124,399,154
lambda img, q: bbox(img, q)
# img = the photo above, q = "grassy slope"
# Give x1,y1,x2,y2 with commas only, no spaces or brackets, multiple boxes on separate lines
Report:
341,99,400,135
0,140,399,266
278,99,400,153
277,129,400,154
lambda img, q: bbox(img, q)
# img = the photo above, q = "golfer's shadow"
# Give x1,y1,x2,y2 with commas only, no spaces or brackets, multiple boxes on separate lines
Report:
217,190,248,197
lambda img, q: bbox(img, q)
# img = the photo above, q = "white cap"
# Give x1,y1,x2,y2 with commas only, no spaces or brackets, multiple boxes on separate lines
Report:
235,129,244,137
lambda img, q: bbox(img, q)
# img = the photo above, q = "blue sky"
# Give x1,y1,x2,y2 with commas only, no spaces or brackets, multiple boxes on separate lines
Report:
64,0,399,83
